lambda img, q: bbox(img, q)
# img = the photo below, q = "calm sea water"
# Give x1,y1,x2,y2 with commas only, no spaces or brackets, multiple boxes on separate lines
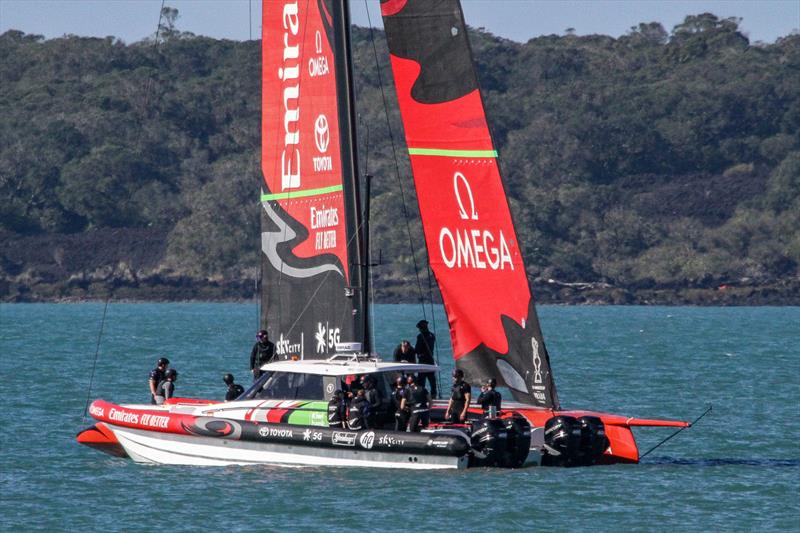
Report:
1,303,798,531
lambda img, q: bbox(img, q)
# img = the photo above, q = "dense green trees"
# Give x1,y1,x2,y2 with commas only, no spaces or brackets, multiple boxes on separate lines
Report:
1,13,798,296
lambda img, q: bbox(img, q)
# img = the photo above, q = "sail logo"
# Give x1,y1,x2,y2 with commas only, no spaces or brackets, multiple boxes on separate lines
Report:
315,322,341,353
308,30,330,77
313,114,333,172
279,1,301,190
438,172,514,270
311,205,338,250
276,332,303,357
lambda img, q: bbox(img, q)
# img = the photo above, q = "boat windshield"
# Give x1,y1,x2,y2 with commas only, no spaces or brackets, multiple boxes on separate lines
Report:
242,372,325,401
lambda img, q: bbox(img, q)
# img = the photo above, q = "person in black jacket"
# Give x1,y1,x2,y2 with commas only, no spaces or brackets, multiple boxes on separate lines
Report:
477,378,502,416
445,369,471,423
414,320,437,397
148,357,169,404
154,369,177,405
362,376,382,428
347,389,370,430
250,330,276,380
400,375,430,432
327,390,347,428
392,340,416,364
223,373,245,401
390,376,409,431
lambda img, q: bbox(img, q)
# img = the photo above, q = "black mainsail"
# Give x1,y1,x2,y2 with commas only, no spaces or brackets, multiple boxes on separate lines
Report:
260,0,367,358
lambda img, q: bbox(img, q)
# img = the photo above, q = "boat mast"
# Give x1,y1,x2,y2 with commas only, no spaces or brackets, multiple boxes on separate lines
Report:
332,0,370,353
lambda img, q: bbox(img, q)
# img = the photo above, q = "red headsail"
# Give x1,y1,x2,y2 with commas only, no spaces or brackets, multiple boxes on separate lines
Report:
382,0,558,407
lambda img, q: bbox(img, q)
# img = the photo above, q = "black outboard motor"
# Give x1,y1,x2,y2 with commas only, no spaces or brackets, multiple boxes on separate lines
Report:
575,416,609,466
499,415,532,468
542,415,581,467
468,417,508,467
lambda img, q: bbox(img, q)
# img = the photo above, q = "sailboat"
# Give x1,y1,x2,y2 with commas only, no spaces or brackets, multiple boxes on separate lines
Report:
76,0,689,468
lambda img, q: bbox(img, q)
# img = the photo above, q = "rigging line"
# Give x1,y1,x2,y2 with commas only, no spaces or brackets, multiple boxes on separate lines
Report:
363,0,428,321
82,299,111,423
639,405,713,460
249,0,253,41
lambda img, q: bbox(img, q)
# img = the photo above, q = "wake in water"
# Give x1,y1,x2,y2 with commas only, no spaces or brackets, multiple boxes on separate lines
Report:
644,456,800,467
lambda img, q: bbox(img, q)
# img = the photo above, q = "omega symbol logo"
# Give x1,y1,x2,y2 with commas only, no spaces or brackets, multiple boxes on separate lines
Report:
314,114,330,153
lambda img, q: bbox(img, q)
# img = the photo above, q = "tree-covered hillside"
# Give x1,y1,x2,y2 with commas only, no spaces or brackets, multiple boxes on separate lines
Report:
1,13,798,303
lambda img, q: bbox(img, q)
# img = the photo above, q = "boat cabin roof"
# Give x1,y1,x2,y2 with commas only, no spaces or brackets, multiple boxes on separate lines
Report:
260,355,438,377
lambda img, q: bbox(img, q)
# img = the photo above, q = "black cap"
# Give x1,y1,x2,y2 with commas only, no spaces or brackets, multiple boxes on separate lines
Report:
416,320,429,329
223,373,234,384
406,374,416,384
257,329,268,339
165,368,178,379
452,369,464,378
485,377,496,388
157,357,170,366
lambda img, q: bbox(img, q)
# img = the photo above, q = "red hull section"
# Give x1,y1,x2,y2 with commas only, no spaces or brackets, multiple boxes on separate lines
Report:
510,406,688,464
76,422,127,458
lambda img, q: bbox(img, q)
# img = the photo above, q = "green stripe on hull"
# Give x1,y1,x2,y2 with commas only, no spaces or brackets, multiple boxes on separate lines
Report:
260,184,343,202
407,147,498,158
285,404,328,427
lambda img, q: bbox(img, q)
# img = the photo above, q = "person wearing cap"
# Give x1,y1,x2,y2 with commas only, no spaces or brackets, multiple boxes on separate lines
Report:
250,329,276,380
148,357,169,404
414,320,437,397
223,373,245,401
390,375,409,431
392,340,416,364
154,368,178,405
400,374,430,432
445,369,471,423
477,378,502,416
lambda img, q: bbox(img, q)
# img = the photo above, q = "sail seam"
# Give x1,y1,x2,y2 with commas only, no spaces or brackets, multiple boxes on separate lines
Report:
260,185,343,202
408,148,498,158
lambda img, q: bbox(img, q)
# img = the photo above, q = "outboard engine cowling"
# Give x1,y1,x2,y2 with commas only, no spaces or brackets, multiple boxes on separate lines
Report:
575,416,609,466
499,415,532,468
542,415,581,467
468,417,508,467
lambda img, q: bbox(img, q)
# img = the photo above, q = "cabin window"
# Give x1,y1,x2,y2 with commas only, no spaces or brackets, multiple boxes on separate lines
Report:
251,372,325,400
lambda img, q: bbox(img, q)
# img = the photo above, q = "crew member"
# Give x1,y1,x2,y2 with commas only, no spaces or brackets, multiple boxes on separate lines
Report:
154,368,178,405
393,340,416,364
250,330,276,380
223,373,245,401
347,389,370,430
148,357,169,404
362,376,382,428
445,369,471,423
327,390,347,428
401,375,430,432
391,376,409,431
415,320,437,397
477,378,502,417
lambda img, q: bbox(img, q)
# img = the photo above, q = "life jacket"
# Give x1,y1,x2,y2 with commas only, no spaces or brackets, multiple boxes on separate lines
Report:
327,399,345,427
348,397,369,430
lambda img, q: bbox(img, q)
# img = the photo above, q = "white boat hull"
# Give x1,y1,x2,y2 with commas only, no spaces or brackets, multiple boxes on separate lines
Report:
110,425,468,469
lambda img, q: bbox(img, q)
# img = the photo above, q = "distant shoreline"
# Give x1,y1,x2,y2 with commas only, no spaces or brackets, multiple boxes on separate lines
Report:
3,279,797,305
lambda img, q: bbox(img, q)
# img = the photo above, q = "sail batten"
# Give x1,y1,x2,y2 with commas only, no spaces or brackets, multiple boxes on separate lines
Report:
382,0,559,408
